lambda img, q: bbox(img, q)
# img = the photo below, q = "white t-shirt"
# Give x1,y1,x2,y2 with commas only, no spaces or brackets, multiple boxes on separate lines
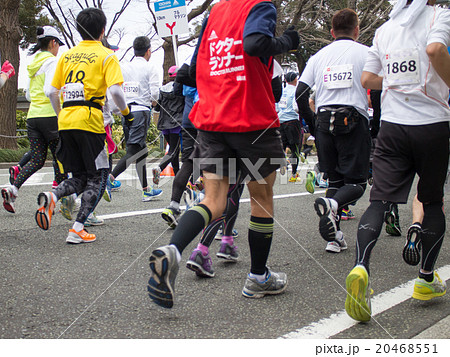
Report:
299,39,369,119
120,56,160,112
363,5,450,125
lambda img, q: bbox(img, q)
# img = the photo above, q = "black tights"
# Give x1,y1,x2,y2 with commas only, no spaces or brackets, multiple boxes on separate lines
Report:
160,133,181,175
111,143,148,189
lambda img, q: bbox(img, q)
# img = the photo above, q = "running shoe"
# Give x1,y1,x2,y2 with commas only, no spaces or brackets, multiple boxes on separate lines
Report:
161,206,181,229
305,171,316,194
60,195,75,221
147,245,180,308
385,204,401,236
142,187,163,202
110,178,121,192
74,196,81,212
289,173,300,183
314,197,339,242
216,242,239,261
1,186,17,213
84,212,104,226
325,232,348,253
345,265,372,322
35,192,56,230
66,229,96,244
300,152,307,164
279,165,287,175
152,167,161,185
341,209,356,221
402,223,422,266
318,177,328,188
412,272,446,301
8,165,20,185
184,187,198,210
242,269,288,298
52,181,58,189
194,176,204,191
186,249,215,278
103,177,112,202
214,226,239,240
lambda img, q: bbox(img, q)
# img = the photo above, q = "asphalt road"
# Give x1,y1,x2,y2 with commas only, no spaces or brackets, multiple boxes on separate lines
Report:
0,160,449,343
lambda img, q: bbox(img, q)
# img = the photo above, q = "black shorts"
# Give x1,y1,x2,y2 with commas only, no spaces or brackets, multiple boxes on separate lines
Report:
181,127,198,162
280,120,302,147
370,121,449,204
192,128,285,182
316,115,371,181
27,116,59,142
57,130,108,175
123,110,150,147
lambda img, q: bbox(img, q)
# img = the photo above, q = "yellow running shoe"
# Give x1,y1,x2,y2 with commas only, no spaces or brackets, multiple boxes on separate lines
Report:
412,272,446,301
289,173,299,182
345,265,372,322
305,171,316,194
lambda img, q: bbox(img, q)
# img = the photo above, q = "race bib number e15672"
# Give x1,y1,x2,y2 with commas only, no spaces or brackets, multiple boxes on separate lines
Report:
323,64,353,89
384,48,420,86
62,82,85,102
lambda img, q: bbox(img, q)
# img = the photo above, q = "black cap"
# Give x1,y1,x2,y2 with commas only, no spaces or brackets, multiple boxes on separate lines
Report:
285,72,298,83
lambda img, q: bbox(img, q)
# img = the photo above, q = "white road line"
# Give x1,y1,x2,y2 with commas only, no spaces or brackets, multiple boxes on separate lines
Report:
97,190,326,220
280,265,450,339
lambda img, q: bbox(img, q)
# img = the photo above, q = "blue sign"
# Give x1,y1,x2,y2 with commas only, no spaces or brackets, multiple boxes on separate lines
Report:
154,0,185,12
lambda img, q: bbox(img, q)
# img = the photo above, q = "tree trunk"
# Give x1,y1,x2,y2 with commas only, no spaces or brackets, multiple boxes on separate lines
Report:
0,0,21,149
162,38,176,85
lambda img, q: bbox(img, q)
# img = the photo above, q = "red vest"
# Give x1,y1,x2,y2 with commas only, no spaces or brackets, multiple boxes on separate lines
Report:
189,0,278,132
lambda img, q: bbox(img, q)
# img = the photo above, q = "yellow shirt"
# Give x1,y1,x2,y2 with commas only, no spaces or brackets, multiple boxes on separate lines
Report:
51,41,123,133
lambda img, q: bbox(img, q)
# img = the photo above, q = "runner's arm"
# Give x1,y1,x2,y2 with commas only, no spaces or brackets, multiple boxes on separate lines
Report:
426,42,450,88
48,86,61,116
296,81,315,136
361,71,383,90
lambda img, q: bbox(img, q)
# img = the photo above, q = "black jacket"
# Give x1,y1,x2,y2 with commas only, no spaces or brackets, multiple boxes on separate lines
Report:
155,81,185,130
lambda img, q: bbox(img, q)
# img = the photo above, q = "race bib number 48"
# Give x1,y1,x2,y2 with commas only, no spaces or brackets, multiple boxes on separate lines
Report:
323,64,353,89
384,48,420,86
62,82,85,102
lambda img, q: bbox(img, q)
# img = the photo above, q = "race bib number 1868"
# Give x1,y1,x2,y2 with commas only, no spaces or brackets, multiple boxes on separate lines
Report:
384,48,420,86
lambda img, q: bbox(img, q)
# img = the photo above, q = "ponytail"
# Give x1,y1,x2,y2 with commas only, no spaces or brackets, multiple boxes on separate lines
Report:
28,27,55,55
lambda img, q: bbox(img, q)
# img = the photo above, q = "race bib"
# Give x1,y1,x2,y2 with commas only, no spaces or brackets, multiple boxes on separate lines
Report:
384,48,420,86
123,81,139,100
323,64,353,89
62,83,85,102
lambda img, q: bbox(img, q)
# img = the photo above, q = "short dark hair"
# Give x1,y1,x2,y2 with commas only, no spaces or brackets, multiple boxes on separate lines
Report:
332,8,358,37
76,8,107,41
133,36,151,57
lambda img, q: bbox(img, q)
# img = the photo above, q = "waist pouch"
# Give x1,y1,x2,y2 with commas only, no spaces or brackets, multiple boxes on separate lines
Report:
317,105,360,135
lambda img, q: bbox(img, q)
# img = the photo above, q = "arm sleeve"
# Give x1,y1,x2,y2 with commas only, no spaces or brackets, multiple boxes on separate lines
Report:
48,85,61,116
271,76,282,102
243,33,296,57
176,63,196,88
296,81,316,135
148,64,160,101
108,83,128,112
363,33,383,75
43,58,57,98
25,77,31,102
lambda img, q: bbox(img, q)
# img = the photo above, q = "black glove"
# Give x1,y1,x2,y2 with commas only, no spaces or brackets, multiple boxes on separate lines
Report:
283,26,300,51
123,111,134,128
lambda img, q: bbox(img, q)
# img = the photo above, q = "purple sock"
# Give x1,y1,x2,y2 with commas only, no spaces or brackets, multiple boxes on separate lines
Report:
221,235,234,245
197,243,209,256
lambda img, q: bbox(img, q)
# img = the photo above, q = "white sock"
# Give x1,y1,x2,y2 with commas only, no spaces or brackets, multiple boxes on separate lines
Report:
336,230,343,240
51,192,57,202
72,222,84,232
170,201,180,210
330,199,338,212
10,185,19,197
170,244,182,263
249,272,268,282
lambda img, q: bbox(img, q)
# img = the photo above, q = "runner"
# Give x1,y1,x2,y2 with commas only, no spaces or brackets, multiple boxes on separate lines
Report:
345,0,450,322
147,0,299,308
109,36,162,202
296,8,371,253
2,26,66,214
35,7,132,244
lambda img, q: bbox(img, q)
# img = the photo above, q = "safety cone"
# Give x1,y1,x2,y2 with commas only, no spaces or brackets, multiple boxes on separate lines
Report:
161,164,175,177
160,144,175,177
